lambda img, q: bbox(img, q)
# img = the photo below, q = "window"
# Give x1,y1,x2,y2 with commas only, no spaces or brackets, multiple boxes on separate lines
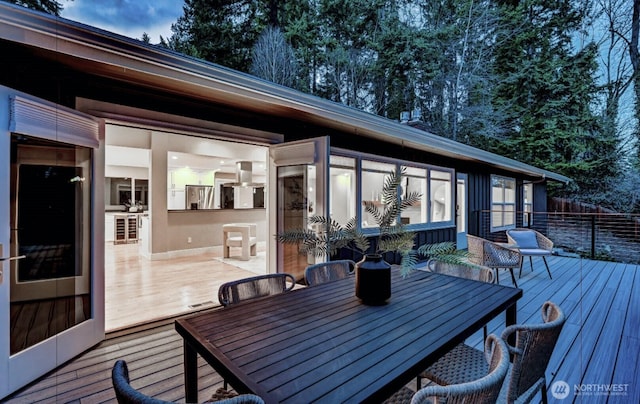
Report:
491,175,516,230
523,182,533,226
361,160,396,228
330,155,356,225
430,170,452,223
400,166,427,225
330,152,455,231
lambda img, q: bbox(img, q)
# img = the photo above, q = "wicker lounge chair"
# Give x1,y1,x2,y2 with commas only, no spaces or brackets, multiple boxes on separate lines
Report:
506,228,553,279
111,360,264,404
420,301,566,404
386,334,510,404
304,259,356,286
467,234,522,287
218,273,295,307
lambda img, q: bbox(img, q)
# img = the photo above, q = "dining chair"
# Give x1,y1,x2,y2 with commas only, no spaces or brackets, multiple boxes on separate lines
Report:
425,258,495,284
218,273,295,307
111,360,265,404
420,301,566,404
506,228,554,279
467,234,522,287
387,334,510,404
416,258,495,389
217,273,296,391
304,259,356,286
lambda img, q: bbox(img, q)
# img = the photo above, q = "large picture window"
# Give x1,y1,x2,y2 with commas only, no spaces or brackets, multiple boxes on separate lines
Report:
327,151,455,232
430,170,452,223
401,166,427,225
330,155,356,225
361,160,396,228
491,175,516,230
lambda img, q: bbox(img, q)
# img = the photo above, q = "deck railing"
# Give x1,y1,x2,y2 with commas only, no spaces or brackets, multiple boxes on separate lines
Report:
476,210,640,264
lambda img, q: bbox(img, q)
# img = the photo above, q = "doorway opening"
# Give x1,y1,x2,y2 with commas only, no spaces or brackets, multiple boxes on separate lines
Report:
104,124,271,331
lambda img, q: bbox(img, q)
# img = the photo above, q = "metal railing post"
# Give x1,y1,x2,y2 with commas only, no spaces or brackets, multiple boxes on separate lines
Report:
591,215,596,259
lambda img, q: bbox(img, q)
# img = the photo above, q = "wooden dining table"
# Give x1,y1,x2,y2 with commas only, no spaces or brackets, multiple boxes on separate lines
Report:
175,269,522,404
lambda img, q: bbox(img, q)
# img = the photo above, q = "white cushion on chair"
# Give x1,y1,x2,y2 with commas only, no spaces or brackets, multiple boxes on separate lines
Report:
509,231,539,249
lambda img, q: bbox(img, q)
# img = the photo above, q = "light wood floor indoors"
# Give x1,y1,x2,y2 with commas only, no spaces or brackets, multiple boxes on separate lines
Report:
105,242,267,332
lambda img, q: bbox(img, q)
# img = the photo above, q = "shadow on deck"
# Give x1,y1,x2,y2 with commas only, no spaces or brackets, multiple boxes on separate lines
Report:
4,256,639,403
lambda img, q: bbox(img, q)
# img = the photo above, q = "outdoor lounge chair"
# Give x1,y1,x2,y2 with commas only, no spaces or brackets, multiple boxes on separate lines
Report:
304,259,356,286
420,301,566,404
218,273,295,307
111,360,264,404
386,334,510,404
467,234,522,287
506,228,554,279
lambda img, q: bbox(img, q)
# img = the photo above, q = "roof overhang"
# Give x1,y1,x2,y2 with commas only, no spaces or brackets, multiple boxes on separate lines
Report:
0,3,571,184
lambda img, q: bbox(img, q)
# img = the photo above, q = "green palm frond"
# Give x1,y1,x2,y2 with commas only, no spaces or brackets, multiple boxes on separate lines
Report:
344,217,370,252
399,250,420,277
400,191,422,210
363,200,384,226
378,231,416,254
417,241,470,265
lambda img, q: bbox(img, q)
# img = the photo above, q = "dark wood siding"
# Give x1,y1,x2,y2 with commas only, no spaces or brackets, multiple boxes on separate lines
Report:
466,171,491,236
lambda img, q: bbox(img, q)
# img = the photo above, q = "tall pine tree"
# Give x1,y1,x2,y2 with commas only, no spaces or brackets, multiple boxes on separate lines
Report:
491,0,613,197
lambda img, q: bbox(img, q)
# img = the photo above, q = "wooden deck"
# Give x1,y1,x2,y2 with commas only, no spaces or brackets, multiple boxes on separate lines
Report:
4,256,639,403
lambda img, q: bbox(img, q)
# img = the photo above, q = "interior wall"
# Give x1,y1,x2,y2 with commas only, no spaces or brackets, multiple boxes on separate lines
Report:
167,209,267,252
104,123,270,258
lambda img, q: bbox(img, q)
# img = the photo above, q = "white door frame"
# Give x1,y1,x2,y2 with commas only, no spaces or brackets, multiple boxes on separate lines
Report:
0,90,105,399
456,173,468,250
268,137,330,276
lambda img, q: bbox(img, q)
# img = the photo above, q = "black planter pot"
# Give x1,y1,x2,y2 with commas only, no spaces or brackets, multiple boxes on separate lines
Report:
355,254,391,305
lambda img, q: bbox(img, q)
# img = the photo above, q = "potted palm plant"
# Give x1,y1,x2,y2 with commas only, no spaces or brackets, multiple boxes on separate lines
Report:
276,168,468,305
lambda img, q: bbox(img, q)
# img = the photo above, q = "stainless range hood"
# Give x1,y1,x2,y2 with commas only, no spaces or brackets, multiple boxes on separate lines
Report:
223,161,264,187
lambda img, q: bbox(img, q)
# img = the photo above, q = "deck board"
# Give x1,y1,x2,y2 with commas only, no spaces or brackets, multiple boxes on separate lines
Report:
3,256,639,403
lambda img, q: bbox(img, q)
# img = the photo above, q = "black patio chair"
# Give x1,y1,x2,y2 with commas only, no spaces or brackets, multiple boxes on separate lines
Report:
111,359,264,403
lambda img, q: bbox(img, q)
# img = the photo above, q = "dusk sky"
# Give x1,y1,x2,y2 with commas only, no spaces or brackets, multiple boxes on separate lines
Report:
60,0,184,42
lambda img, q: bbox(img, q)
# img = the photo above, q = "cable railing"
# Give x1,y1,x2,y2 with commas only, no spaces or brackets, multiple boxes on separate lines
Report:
476,210,640,264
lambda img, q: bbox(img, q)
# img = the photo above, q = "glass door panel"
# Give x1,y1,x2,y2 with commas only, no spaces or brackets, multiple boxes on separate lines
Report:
9,136,92,354
268,137,329,282
1,95,102,400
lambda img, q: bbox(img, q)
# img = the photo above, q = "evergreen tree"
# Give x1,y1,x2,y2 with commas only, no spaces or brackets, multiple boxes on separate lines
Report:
4,0,64,15
281,1,322,93
166,0,270,72
491,0,612,197
413,0,502,141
